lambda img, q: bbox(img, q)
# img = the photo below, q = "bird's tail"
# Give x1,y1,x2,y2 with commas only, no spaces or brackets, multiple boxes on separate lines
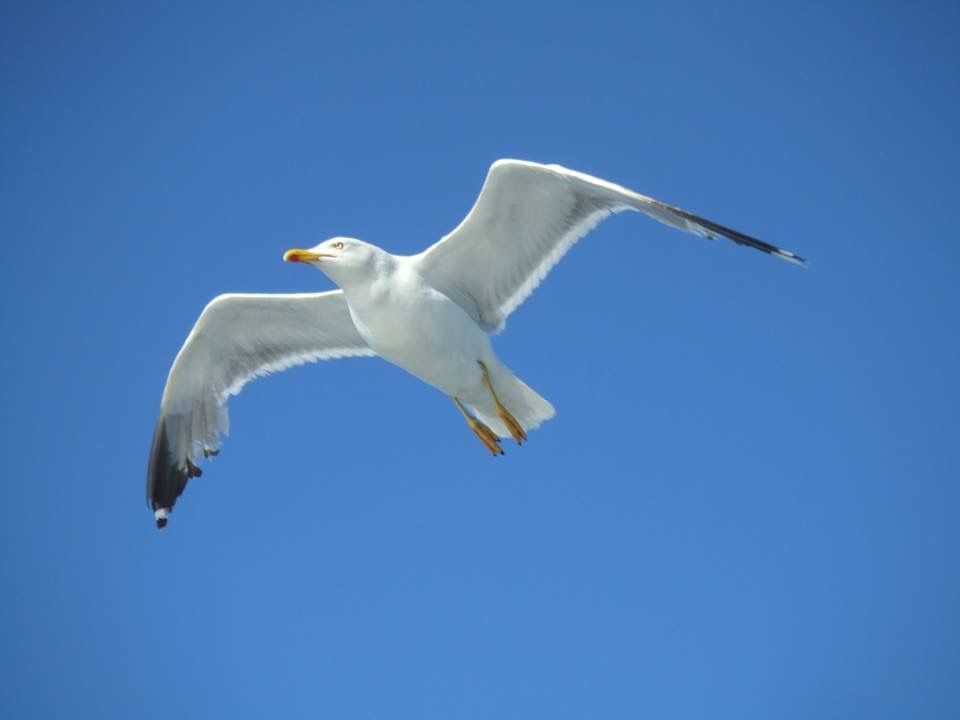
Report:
470,368,556,438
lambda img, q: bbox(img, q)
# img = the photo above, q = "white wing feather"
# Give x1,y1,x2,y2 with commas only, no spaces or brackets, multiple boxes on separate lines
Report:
416,159,805,333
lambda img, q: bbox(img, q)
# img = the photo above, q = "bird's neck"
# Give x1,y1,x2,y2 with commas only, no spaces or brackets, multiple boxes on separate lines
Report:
338,250,400,307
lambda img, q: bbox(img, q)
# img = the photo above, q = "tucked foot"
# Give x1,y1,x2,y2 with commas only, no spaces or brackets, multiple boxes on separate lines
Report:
499,409,528,445
478,360,528,445
453,397,504,456
470,416,505,456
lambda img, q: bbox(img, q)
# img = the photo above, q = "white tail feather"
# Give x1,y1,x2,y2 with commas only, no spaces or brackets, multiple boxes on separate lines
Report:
469,370,555,438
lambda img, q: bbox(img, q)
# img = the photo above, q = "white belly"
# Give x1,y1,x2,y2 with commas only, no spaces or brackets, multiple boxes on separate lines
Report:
347,283,493,397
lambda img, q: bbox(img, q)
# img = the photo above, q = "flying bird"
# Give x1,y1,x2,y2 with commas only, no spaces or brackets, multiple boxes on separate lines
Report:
147,159,805,528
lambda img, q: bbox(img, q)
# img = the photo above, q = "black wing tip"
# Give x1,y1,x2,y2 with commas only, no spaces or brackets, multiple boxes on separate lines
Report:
153,506,171,529
677,208,808,268
147,418,190,528
773,249,809,268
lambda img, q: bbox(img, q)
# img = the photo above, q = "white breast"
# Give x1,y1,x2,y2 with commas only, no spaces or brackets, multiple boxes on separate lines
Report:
344,263,492,396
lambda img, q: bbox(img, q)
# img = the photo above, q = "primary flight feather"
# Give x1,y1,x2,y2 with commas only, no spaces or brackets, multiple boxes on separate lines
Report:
147,159,805,528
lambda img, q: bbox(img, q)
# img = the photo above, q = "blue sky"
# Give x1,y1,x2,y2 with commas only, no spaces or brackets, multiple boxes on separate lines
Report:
2,1,958,717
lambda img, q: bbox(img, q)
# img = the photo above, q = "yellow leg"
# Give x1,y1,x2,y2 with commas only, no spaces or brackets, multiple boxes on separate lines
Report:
478,360,528,444
453,397,504,456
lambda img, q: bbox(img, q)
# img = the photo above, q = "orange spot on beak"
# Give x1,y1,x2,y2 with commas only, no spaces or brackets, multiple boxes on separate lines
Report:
284,249,329,263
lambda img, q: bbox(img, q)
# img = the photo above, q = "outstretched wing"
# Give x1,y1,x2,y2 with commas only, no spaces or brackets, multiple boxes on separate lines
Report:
416,159,805,333
147,291,374,527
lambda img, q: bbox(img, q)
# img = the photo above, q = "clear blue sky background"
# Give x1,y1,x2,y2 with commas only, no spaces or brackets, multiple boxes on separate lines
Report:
2,1,958,718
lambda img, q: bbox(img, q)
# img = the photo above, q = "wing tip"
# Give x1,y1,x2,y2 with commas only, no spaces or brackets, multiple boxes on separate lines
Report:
669,207,808,269
146,418,190,528
772,249,809,268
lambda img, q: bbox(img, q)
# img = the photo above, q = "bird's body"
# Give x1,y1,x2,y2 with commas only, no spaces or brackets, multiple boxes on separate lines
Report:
344,253,490,398
147,159,806,528
319,244,553,438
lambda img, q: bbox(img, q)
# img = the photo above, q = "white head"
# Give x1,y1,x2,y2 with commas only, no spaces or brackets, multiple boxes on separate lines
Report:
283,237,386,288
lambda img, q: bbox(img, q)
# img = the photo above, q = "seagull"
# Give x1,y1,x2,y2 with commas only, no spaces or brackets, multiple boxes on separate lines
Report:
147,159,805,528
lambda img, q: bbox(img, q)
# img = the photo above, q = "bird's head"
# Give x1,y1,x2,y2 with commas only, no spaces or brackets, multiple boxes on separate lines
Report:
283,237,382,288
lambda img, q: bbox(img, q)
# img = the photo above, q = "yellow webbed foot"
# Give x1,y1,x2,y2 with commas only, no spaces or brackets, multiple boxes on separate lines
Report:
453,397,504,456
478,360,527,445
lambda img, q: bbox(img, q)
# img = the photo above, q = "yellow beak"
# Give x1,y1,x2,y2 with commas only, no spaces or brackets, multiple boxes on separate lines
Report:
284,249,331,263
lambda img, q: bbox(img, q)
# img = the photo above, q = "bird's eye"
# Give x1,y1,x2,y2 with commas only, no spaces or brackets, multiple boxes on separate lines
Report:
332,241,344,250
